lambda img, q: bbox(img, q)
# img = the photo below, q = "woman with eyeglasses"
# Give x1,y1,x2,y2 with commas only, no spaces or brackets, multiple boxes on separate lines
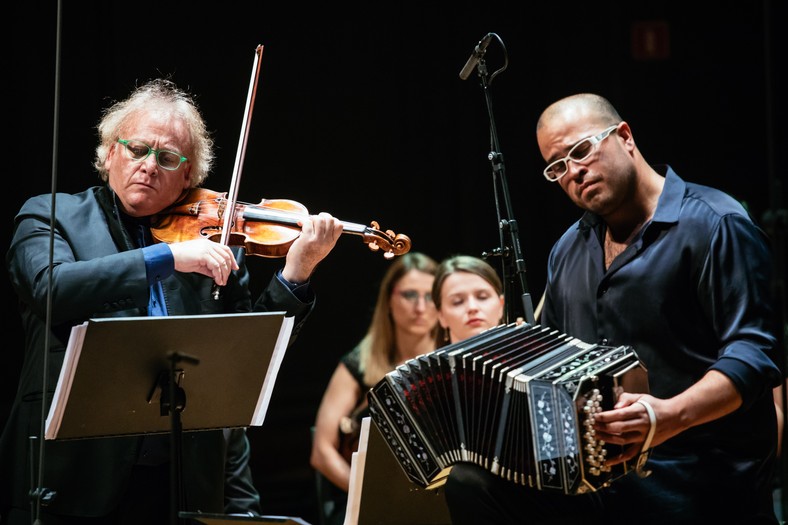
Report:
431,254,505,345
310,252,440,525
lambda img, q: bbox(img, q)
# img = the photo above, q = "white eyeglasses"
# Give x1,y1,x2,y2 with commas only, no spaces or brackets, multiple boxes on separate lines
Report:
543,125,619,182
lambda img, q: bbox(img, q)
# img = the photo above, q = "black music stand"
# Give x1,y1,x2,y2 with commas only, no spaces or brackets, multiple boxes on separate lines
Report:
345,417,451,525
45,312,295,525
179,512,311,525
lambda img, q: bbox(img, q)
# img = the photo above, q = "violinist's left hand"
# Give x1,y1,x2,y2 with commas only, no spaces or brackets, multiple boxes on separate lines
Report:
281,212,343,284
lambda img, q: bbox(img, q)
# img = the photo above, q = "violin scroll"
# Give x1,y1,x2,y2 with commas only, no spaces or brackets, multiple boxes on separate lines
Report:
362,221,411,259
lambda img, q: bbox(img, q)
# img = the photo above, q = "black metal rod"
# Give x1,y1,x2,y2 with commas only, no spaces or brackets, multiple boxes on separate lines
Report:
472,41,535,325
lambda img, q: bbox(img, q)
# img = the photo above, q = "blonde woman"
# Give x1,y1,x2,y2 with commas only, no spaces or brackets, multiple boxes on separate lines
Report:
310,252,440,524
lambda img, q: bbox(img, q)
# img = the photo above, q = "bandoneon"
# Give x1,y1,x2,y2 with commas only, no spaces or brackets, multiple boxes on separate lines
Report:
368,322,649,495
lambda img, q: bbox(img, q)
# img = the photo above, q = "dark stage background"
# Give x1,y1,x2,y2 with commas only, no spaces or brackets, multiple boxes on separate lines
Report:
5,1,786,523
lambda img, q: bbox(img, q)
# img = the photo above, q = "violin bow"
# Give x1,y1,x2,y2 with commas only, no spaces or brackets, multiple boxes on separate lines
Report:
213,44,265,299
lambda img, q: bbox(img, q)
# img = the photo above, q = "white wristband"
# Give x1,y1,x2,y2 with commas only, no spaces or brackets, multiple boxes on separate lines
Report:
636,398,657,452
634,398,657,477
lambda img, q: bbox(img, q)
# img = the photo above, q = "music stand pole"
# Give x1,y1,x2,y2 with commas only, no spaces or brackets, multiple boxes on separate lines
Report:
474,54,535,325
162,351,200,525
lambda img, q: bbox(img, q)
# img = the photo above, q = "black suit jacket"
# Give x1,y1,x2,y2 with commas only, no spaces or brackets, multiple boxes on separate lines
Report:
1,185,313,518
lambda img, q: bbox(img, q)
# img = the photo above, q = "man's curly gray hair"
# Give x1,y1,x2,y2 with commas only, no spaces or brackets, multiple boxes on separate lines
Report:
94,78,214,187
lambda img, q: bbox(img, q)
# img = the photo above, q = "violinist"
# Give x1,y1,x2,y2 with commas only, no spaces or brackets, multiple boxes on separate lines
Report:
0,78,342,525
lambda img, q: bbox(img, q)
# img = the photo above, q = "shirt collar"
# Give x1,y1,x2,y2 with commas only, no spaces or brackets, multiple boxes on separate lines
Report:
651,164,684,225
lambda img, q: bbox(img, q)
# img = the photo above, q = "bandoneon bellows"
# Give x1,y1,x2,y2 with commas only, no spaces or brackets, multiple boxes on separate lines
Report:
368,322,650,495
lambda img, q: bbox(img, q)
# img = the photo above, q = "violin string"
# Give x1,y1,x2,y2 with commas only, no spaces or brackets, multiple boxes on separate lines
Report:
229,199,305,217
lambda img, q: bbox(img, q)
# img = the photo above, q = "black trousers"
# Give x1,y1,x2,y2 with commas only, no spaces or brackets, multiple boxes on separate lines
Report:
443,461,779,525
443,462,603,525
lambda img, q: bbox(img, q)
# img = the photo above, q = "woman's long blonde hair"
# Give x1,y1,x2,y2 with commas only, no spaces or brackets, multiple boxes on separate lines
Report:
359,252,439,386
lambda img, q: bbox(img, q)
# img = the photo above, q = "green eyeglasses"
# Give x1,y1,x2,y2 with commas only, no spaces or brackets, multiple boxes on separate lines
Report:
117,139,188,171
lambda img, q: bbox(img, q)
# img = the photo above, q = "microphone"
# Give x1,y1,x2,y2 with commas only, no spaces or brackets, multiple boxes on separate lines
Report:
459,33,493,80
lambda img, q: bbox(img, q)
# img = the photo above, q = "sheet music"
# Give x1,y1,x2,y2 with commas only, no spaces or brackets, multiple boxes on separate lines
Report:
252,315,295,426
343,417,451,525
343,417,370,525
45,321,88,439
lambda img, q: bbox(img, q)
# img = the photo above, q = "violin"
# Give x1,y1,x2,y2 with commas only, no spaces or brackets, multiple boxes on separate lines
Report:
157,45,408,302
150,188,412,259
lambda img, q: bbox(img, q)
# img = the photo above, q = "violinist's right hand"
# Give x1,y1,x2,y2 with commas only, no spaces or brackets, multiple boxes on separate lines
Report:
169,238,240,286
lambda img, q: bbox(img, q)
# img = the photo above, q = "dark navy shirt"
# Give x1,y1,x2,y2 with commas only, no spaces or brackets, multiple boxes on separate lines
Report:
541,166,780,518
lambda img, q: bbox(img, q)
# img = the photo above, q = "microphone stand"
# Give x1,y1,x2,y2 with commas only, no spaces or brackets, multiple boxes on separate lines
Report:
467,36,535,325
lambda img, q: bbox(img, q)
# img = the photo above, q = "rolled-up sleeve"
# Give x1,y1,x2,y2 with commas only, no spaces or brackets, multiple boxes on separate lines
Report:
703,213,781,408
